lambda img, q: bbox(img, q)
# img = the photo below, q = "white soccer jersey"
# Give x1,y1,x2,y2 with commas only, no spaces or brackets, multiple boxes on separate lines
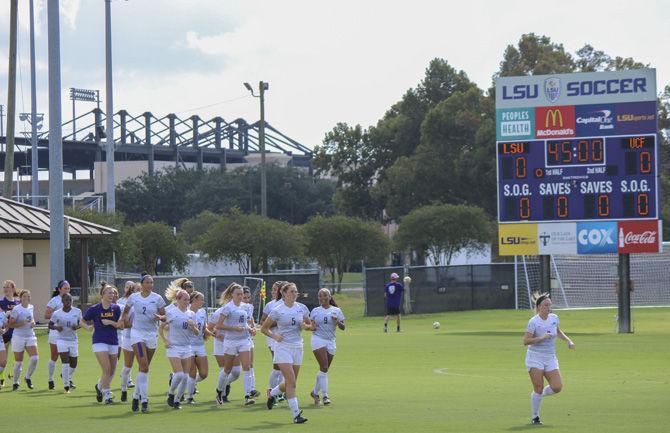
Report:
209,306,225,339
242,302,254,324
166,307,195,347
120,298,134,340
0,310,6,329
10,304,35,338
190,308,208,346
126,292,166,333
526,313,560,355
46,295,63,312
310,306,345,341
268,302,310,345
51,308,83,341
220,301,250,341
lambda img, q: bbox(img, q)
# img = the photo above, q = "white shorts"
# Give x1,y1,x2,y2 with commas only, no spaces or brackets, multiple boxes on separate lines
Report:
266,336,276,352
11,335,37,352
525,351,559,372
223,339,252,356
248,337,255,350
48,329,59,345
130,329,158,350
92,343,118,354
273,343,303,365
191,344,207,357
213,337,226,356
166,345,192,359
120,337,133,352
56,340,79,357
311,335,336,355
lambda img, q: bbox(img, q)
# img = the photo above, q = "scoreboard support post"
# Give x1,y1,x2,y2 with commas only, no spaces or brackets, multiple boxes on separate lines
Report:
617,253,632,333
539,255,551,295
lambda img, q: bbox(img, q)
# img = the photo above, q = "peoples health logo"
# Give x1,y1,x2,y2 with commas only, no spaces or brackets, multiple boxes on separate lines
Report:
544,77,561,103
496,108,534,140
577,221,618,254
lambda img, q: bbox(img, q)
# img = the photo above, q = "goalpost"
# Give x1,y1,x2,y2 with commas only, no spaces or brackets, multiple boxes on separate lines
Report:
243,277,266,323
515,242,670,310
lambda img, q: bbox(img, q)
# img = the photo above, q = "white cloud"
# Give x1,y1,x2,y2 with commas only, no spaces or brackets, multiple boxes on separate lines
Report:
60,0,81,30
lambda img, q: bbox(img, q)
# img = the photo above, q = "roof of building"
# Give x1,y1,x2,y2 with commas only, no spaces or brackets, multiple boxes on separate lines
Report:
0,198,118,239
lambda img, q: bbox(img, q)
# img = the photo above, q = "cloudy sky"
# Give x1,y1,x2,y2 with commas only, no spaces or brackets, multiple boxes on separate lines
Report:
0,0,669,149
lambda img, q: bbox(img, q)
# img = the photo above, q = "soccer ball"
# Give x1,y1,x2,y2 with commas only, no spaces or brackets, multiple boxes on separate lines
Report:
432,321,441,329
403,276,412,284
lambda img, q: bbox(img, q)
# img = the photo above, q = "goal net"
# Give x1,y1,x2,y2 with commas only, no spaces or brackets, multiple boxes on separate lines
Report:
243,277,266,323
516,242,670,309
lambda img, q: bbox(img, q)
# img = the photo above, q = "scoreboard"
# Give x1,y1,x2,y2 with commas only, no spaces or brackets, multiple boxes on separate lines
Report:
495,69,662,255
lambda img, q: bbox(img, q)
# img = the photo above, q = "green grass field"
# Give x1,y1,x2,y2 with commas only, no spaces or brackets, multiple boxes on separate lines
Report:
2,293,668,433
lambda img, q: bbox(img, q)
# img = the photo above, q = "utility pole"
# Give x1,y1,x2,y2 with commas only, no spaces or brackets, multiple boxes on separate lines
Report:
3,0,18,199
47,0,65,287
105,0,116,213
259,81,268,217
29,0,39,206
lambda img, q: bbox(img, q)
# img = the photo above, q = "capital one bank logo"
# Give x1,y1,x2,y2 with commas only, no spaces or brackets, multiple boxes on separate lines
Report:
544,77,561,103
535,106,575,138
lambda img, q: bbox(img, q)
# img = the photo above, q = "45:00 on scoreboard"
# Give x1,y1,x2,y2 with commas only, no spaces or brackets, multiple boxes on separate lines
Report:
496,134,658,223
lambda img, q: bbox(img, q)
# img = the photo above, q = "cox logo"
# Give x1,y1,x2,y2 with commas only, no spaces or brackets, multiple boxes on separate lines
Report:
576,222,618,254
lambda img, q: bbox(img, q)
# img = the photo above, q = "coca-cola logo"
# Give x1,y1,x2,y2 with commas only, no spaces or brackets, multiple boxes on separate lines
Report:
624,230,657,245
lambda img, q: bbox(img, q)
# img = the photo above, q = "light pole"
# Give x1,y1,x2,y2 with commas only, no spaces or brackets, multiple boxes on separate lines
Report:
69,87,100,141
19,111,43,204
244,81,269,217
105,0,115,213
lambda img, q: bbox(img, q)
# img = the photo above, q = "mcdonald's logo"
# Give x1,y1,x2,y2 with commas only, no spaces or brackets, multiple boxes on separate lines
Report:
545,109,563,127
535,105,575,138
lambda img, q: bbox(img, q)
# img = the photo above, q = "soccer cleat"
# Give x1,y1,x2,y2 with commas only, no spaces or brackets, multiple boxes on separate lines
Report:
186,398,196,405
221,395,230,403
277,393,286,402
245,395,255,405
173,400,182,410
12,383,19,391
141,402,149,413
167,393,175,407
48,380,55,390
266,389,275,410
168,373,173,387
131,398,139,412
322,396,331,405
531,416,543,426
250,389,260,398
384,325,388,333
25,378,33,389
127,379,135,389
224,384,231,398
194,385,198,394
293,410,308,424
69,381,77,389
310,391,320,405
105,398,115,405
397,327,401,332
121,390,128,402
215,389,223,405
0,378,4,387
64,387,71,394
95,384,103,402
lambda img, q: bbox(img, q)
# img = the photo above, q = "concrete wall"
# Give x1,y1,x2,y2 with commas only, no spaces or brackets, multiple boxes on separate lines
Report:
23,239,51,322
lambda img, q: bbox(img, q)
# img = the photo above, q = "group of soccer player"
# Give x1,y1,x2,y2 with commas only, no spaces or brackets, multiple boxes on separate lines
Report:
0,276,347,425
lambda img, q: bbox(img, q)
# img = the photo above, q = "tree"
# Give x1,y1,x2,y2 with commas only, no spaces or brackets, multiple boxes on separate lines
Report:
180,210,223,250
396,204,491,266
197,211,304,273
128,222,189,275
302,215,391,290
497,33,575,78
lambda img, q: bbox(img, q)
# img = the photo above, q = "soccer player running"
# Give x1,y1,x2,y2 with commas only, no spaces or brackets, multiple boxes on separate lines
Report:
157,288,199,410
48,293,82,393
215,283,257,406
309,288,345,405
45,280,70,389
82,284,123,404
186,290,212,404
241,286,259,399
118,281,139,401
260,281,285,396
261,282,311,424
120,274,166,413
0,306,8,381
0,280,18,388
523,293,575,425
383,273,404,333
7,289,39,391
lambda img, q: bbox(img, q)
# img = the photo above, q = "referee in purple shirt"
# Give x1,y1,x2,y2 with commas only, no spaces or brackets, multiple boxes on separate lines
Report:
383,273,404,333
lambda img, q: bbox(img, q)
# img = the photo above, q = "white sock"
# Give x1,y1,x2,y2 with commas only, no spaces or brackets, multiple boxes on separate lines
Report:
13,362,22,384
176,373,188,400
243,369,253,396
69,366,76,383
26,356,38,379
136,372,148,402
249,367,255,390
313,373,321,394
270,384,283,397
271,369,283,388
48,360,56,381
103,388,112,399
320,371,329,396
217,368,228,392
61,364,70,387
120,367,131,392
187,376,196,398
542,385,555,397
230,365,241,383
288,397,300,417
169,371,183,395
531,392,543,418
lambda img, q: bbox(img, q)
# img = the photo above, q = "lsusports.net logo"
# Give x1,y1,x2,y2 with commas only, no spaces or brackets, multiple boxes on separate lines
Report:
535,105,575,138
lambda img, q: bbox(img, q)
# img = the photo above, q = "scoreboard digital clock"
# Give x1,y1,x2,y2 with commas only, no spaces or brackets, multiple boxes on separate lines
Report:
497,134,657,222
